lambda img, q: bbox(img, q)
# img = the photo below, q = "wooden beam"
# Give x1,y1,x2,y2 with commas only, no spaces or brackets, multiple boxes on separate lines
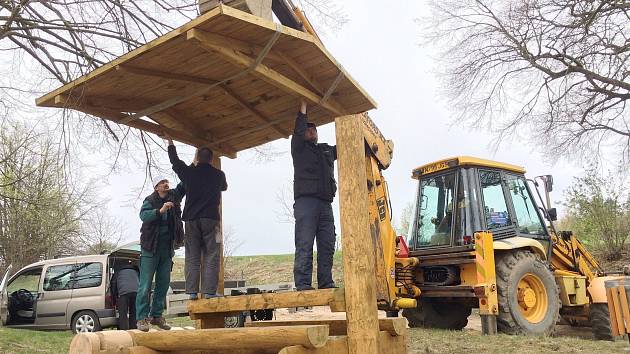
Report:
74,105,237,158
335,114,380,354
116,65,219,85
131,325,328,351
187,28,345,117
274,52,346,114
219,84,291,137
188,288,346,316
246,318,407,337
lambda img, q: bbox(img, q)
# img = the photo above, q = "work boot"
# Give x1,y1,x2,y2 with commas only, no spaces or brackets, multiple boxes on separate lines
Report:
136,318,150,332
188,293,198,300
203,292,224,299
150,317,171,330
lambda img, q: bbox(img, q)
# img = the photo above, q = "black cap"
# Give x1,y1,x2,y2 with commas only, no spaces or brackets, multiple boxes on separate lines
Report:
306,122,316,128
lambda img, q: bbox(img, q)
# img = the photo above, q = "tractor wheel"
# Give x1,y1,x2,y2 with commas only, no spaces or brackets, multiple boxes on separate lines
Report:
495,251,560,335
402,299,471,330
589,303,613,340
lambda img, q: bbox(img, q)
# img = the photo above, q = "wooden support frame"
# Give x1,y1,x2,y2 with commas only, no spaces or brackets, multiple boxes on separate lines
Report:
187,28,345,116
53,95,238,158
335,114,381,354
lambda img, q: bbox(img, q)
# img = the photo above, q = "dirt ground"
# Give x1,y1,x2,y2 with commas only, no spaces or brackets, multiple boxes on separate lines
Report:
274,306,596,340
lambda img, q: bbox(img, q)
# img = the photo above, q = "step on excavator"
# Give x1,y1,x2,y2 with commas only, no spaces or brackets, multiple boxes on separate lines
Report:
360,116,628,339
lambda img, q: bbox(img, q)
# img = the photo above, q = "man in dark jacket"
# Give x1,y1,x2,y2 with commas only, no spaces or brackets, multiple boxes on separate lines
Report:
291,101,337,291
111,263,139,330
167,139,227,299
136,177,185,331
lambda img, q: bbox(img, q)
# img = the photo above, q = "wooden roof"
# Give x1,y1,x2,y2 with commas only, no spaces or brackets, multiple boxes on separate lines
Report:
35,5,377,158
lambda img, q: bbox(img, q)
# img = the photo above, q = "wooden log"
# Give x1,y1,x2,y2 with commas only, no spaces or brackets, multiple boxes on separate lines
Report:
335,114,380,354
68,332,101,354
277,331,407,354
246,318,407,336
154,326,327,352
188,288,345,315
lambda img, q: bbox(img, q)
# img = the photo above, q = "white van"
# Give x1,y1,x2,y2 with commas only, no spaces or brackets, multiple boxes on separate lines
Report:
0,242,140,333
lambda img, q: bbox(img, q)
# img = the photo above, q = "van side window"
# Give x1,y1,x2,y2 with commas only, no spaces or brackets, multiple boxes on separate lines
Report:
43,264,75,291
73,263,102,289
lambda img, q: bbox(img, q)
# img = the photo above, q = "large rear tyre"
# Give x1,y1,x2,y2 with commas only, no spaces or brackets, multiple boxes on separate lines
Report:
402,299,471,330
589,303,613,340
496,251,559,335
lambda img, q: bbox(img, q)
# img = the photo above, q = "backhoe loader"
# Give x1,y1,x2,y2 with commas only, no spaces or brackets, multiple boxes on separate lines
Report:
358,117,626,338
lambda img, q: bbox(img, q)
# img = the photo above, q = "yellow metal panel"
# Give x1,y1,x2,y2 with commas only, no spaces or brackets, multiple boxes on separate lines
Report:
555,275,588,306
474,232,498,316
412,156,525,178
493,237,547,260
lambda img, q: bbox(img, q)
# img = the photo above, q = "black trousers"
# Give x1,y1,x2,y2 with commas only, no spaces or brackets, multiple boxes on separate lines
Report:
117,292,137,330
293,197,336,290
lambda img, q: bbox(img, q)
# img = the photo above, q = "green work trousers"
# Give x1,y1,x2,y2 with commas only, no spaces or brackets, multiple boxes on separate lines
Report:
136,241,172,319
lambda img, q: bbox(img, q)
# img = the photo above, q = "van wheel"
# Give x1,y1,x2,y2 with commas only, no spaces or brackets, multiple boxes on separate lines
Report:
72,310,102,334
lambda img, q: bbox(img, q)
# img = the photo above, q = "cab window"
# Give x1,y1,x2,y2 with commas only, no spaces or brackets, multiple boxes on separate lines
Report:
7,268,42,294
415,173,456,247
73,263,102,289
479,170,512,229
505,175,546,235
43,264,74,291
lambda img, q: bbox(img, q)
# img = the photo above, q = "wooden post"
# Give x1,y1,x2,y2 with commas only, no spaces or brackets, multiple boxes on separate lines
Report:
335,114,380,354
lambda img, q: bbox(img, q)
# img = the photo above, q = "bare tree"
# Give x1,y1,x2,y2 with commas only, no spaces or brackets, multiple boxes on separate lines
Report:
222,225,243,279
294,0,347,35
275,182,295,224
77,210,124,255
0,119,95,272
425,0,630,163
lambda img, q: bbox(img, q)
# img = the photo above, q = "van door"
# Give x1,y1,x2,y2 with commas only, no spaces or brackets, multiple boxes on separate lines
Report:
0,265,13,325
35,262,75,328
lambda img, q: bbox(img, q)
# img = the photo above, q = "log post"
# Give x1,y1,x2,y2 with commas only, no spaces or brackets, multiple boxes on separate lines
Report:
335,114,380,354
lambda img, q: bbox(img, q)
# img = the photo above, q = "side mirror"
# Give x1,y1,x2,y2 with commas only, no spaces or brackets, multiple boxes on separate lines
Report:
547,208,557,221
545,175,554,192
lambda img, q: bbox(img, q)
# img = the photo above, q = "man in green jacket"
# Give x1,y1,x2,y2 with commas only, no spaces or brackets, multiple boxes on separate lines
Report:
136,177,185,331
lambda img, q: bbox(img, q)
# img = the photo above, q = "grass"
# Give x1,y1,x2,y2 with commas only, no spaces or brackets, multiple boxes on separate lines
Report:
1,324,628,354
407,328,629,354
0,327,73,353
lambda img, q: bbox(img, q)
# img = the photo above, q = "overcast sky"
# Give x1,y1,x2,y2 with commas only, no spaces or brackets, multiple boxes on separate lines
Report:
103,0,581,256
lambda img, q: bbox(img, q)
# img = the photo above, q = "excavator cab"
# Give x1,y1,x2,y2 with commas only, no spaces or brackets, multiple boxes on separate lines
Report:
408,157,551,255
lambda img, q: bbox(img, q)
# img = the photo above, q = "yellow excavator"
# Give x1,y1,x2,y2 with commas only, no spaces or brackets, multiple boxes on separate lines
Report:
358,115,627,338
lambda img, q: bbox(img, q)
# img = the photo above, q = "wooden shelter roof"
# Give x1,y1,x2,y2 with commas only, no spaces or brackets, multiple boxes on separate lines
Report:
35,5,377,158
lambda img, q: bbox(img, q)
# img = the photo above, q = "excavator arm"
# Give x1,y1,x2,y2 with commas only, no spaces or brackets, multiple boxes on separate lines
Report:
357,113,418,311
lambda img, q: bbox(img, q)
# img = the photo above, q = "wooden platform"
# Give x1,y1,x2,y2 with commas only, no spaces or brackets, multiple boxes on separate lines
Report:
35,4,376,158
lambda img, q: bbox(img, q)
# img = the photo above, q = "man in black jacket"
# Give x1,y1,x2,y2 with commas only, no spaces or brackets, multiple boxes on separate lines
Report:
291,101,337,291
167,139,227,299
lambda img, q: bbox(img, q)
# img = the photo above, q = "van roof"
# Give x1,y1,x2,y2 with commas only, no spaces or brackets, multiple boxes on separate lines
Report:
24,254,109,268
